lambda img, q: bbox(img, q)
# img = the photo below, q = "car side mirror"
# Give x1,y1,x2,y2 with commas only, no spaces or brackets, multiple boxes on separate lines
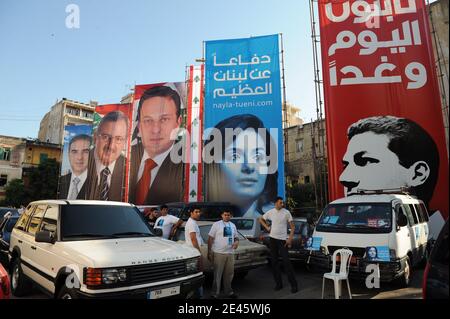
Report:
397,213,408,228
35,230,55,244
152,228,163,237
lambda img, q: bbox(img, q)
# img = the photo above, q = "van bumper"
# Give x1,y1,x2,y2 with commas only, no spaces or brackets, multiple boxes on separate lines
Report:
76,274,204,299
308,252,408,282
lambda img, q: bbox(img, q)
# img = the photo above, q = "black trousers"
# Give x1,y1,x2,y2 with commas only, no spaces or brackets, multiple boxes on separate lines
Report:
269,237,298,288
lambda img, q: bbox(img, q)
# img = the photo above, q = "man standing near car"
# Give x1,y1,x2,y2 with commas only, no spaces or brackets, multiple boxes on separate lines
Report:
185,208,204,298
153,205,183,239
208,210,239,299
143,207,159,228
259,197,298,293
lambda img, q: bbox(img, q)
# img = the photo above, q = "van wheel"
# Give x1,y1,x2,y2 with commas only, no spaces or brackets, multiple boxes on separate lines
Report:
10,259,32,297
397,257,411,288
57,286,79,299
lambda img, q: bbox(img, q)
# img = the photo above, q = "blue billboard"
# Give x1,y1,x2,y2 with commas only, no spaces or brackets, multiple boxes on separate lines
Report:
204,34,284,218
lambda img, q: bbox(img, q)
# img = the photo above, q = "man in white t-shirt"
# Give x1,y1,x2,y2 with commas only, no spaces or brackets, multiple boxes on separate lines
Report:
208,210,239,299
153,205,182,239
259,197,298,294
184,207,204,298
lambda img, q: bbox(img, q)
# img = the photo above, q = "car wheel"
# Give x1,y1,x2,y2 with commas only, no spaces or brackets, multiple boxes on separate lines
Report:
10,258,32,297
57,286,79,299
397,257,411,288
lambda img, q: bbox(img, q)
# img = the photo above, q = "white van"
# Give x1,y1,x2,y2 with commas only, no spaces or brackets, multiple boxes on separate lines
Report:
308,191,430,287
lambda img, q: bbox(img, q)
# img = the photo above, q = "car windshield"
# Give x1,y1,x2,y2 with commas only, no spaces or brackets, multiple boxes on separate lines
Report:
289,221,309,236
316,203,392,233
231,219,254,230
61,205,154,241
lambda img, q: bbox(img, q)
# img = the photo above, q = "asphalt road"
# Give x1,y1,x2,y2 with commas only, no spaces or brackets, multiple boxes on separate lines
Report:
7,262,423,300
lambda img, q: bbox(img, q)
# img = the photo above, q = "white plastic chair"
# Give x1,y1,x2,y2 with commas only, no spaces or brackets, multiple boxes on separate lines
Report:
321,248,353,299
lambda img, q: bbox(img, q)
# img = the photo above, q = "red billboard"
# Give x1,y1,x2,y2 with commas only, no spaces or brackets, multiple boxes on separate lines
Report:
318,0,448,218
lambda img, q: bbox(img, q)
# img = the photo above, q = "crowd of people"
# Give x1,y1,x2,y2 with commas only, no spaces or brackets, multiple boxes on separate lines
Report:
142,196,298,299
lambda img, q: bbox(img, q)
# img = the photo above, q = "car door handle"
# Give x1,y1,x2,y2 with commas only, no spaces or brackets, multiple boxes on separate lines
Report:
31,246,37,250
18,240,23,244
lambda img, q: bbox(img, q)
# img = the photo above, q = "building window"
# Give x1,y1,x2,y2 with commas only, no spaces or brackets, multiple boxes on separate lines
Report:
40,153,48,163
66,107,80,116
296,139,304,154
82,111,93,119
304,176,310,184
0,174,7,187
0,147,11,161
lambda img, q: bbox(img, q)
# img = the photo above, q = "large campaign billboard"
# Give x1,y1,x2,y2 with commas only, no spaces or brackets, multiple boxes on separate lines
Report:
204,34,285,218
58,124,92,200
84,104,132,202
318,0,449,219
128,83,187,205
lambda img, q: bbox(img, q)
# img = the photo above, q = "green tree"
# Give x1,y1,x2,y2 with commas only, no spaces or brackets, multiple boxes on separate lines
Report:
27,158,59,201
286,183,316,208
3,179,27,207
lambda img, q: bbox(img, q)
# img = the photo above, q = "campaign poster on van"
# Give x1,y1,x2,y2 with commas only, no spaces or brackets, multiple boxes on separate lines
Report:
128,83,187,205
58,124,93,200
318,0,449,218
204,34,285,218
84,104,132,202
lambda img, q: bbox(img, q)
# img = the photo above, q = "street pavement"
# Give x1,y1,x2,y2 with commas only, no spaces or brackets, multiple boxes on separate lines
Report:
9,262,423,299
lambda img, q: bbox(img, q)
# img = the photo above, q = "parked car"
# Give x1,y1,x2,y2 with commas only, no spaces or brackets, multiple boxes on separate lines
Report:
262,217,314,263
0,210,21,266
0,263,10,299
423,219,448,299
0,208,18,220
309,191,430,287
9,200,204,299
230,217,265,243
173,221,268,278
167,202,241,221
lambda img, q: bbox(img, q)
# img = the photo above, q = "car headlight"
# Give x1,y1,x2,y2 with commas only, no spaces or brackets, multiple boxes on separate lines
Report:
102,268,127,284
389,249,397,260
186,257,199,273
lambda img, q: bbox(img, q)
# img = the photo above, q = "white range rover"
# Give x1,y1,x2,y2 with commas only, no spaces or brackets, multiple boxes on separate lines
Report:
8,200,203,299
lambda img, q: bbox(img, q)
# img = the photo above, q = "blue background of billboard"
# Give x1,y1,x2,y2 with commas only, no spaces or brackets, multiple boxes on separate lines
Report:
61,124,93,176
204,34,285,198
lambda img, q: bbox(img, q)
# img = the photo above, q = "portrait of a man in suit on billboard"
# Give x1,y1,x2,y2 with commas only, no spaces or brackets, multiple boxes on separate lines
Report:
86,111,129,201
58,134,91,200
129,85,184,205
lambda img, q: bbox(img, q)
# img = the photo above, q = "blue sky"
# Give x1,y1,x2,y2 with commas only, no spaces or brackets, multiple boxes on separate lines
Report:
0,0,317,139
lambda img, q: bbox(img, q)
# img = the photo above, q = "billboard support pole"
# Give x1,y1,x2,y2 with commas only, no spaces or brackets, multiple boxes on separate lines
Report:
427,0,449,155
280,33,289,195
309,0,328,211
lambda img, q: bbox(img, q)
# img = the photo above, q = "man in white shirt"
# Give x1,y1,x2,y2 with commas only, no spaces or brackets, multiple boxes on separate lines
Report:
208,210,239,299
259,197,298,293
153,205,182,239
129,85,184,205
58,134,91,199
184,207,204,298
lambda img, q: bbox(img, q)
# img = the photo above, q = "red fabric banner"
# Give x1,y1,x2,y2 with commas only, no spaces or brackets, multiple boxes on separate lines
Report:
318,0,448,217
